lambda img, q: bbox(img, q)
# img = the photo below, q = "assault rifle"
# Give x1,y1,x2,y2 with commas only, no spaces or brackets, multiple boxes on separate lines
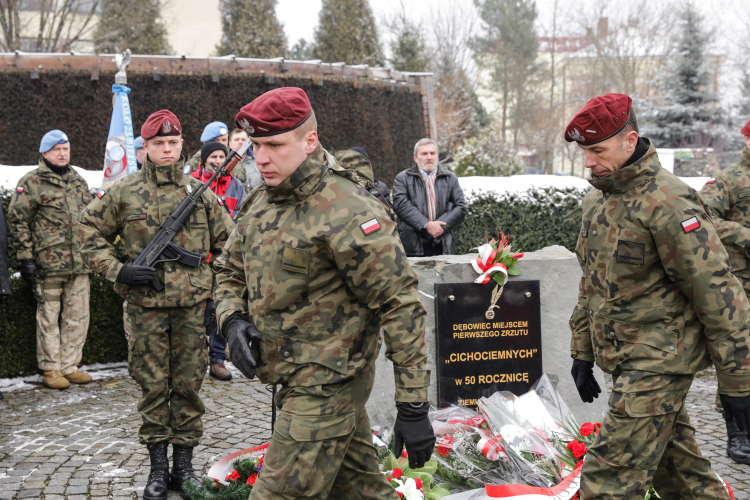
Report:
132,139,252,291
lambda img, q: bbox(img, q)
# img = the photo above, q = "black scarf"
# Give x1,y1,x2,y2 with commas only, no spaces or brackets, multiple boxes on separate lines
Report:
43,157,70,177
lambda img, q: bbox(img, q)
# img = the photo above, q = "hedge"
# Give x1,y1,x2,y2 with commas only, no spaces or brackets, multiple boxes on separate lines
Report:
452,187,588,255
0,70,425,187
0,185,587,378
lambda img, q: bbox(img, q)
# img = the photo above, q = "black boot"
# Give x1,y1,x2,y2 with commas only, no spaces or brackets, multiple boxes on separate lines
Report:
726,419,750,465
169,444,203,499
143,442,169,500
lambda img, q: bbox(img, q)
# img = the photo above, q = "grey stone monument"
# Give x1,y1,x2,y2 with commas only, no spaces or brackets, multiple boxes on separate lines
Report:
366,245,609,428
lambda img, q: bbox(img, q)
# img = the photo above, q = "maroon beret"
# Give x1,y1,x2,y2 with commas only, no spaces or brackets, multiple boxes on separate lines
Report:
141,110,182,140
741,118,750,136
564,94,633,146
235,87,312,138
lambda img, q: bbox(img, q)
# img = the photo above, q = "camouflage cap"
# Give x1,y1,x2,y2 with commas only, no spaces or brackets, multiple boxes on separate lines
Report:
565,93,632,146
234,87,312,137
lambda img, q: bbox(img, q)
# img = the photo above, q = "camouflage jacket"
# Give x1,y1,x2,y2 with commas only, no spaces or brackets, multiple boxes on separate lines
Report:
8,159,90,277
186,148,248,188
699,146,750,289
569,139,750,396
213,146,430,402
77,158,234,308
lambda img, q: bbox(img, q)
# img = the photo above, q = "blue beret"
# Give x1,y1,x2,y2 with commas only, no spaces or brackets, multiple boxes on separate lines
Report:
134,136,144,149
200,121,228,142
39,130,69,153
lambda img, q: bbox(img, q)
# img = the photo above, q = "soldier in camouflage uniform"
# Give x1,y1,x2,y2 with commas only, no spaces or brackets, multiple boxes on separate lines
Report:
565,94,750,500
699,118,750,464
78,110,234,500
213,88,434,500
8,130,92,391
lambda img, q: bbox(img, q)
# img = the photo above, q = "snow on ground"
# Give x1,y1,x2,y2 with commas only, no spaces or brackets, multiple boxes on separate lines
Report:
0,164,103,190
457,174,710,200
0,361,128,392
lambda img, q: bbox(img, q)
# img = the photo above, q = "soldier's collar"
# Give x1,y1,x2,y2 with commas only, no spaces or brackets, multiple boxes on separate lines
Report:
143,157,187,187
266,145,327,203
741,145,750,167
587,138,660,194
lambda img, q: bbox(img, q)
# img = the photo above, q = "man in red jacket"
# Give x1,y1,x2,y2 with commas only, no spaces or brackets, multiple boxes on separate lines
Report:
190,141,246,219
190,140,246,382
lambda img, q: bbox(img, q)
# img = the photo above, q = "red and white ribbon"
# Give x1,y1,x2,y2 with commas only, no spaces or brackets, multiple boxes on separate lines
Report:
472,243,508,285
485,461,582,499
477,436,508,461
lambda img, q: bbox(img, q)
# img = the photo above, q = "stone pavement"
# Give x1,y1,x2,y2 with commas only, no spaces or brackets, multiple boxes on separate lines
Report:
0,363,272,500
0,365,745,499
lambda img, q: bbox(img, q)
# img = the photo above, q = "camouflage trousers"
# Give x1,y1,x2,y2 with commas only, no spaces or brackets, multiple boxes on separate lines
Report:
127,300,210,447
251,367,398,500
581,372,730,500
35,274,90,375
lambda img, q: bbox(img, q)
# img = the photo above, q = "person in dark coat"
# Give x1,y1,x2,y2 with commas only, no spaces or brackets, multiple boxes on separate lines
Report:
392,138,466,256
350,147,391,207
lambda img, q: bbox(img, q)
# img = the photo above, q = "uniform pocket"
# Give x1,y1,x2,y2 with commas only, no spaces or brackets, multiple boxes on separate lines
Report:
588,411,664,471
603,318,679,355
260,411,355,496
276,336,350,376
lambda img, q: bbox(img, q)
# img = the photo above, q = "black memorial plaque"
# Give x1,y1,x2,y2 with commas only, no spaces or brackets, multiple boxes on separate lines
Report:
435,280,542,409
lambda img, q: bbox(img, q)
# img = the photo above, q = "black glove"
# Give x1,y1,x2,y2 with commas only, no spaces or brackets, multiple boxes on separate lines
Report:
117,264,157,287
222,312,262,379
571,359,601,403
394,402,436,469
20,259,37,290
721,394,750,432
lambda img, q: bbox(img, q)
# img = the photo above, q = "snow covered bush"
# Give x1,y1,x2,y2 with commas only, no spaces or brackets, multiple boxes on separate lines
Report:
451,123,526,177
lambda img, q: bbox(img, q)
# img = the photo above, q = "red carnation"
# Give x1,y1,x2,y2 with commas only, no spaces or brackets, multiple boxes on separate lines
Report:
225,470,240,482
392,468,403,479
438,435,454,457
580,422,596,437
246,473,257,485
567,439,587,459
415,478,423,489
595,423,602,433
576,460,583,469
401,450,408,458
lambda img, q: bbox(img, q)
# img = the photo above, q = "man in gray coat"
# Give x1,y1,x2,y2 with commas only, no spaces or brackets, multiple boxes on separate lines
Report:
393,138,466,256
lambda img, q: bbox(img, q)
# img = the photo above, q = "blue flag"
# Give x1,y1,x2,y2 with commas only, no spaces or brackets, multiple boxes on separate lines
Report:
102,84,137,187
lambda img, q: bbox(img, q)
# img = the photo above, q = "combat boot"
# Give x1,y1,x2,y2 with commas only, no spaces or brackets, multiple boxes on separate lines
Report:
726,419,750,465
43,370,70,390
170,444,203,499
144,442,170,500
64,370,92,384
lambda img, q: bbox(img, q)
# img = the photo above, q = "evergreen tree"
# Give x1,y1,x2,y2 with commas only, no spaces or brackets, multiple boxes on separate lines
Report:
472,0,539,147
313,0,383,65
95,0,172,55
385,5,430,72
216,0,287,58
288,38,315,60
639,2,728,149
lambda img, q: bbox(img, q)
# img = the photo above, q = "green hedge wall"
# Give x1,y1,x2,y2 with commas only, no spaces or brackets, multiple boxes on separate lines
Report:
0,70,425,187
453,187,588,255
0,185,587,378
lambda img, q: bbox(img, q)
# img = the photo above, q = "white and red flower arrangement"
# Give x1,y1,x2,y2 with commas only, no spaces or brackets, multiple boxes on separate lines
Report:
472,228,523,285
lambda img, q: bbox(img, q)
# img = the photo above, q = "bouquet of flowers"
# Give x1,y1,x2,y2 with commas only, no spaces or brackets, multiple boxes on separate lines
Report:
471,228,523,286
184,454,263,500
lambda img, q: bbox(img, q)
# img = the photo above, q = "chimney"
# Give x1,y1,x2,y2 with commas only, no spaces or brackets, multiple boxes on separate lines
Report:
598,17,609,39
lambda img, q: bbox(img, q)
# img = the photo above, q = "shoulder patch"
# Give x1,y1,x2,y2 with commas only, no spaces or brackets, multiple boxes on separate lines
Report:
16,186,23,193
360,218,381,236
681,216,700,233
705,178,715,184
97,188,106,198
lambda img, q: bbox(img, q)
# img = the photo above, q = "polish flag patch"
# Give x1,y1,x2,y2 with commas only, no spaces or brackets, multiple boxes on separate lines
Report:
97,188,106,198
15,186,23,193
706,178,715,184
682,216,700,233
360,218,381,236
